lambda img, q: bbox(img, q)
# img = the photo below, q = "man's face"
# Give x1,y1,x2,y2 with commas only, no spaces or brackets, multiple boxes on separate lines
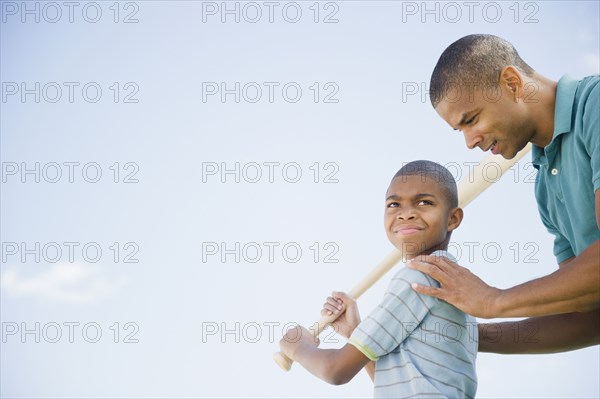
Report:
384,175,458,259
434,82,534,159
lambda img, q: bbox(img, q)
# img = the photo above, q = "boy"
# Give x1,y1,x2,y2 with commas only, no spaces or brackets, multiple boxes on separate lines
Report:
279,161,477,398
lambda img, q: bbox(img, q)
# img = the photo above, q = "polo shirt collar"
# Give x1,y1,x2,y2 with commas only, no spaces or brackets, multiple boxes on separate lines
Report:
532,75,578,167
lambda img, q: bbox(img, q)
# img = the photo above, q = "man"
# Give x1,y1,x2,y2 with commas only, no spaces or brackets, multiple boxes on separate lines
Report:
408,34,599,353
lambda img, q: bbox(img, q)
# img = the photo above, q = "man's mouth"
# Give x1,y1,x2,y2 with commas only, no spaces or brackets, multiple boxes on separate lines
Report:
488,140,498,154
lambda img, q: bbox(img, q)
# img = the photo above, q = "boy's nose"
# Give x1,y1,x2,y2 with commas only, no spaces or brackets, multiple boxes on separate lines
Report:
396,210,415,220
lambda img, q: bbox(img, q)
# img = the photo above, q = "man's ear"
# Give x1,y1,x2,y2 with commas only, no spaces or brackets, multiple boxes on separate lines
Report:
500,65,525,101
447,207,464,232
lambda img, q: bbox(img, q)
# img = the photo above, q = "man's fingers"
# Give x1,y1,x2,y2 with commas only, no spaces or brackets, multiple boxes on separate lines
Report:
407,260,447,281
423,254,464,272
411,283,445,300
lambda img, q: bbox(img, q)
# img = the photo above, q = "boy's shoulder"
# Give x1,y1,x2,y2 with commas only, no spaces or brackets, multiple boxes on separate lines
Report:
391,250,457,289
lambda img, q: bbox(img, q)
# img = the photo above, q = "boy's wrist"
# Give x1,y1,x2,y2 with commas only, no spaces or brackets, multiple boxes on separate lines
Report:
342,323,359,339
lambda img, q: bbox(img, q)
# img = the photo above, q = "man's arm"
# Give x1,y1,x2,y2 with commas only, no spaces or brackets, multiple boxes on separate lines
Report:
493,239,599,317
407,189,600,319
479,309,600,354
478,254,600,353
279,326,371,385
408,238,599,318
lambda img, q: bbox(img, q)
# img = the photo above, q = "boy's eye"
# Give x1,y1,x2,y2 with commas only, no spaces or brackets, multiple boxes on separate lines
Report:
387,202,399,208
417,200,433,206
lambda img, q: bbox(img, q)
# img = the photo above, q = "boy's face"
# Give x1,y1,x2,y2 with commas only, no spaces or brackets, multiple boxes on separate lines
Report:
384,175,461,259
434,75,534,160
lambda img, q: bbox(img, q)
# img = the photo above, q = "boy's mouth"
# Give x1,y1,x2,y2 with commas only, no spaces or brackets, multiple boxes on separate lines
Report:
393,225,423,235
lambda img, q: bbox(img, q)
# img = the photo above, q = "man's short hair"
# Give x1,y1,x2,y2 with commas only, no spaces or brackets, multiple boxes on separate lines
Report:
429,34,534,108
393,160,458,208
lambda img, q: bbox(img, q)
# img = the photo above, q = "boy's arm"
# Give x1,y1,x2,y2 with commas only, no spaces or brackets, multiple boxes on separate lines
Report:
286,268,439,385
364,361,376,382
322,292,376,382
279,326,371,385
347,267,441,376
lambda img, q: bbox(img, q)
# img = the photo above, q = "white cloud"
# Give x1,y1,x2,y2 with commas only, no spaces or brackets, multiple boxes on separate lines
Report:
1,262,126,303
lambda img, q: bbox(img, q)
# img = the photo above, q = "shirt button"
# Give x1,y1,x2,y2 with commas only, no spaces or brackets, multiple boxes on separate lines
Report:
551,168,559,175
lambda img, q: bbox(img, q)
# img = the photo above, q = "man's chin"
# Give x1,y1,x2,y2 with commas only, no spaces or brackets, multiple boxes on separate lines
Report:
498,147,519,160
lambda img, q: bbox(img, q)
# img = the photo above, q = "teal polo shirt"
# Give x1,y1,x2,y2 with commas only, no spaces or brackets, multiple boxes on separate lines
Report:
532,75,599,263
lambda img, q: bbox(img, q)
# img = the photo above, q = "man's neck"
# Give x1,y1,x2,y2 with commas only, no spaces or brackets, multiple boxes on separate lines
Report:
529,73,558,148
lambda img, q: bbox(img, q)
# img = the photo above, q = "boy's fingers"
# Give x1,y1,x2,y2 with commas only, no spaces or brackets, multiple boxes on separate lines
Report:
327,297,343,308
320,309,332,316
331,291,345,302
321,303,340,315
323,297,342,312
333,291,356,304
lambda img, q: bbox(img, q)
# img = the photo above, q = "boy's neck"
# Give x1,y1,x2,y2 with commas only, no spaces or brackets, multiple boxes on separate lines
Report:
404,246,449,261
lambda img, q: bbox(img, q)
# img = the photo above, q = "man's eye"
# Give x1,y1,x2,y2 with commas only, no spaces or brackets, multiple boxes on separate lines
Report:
465,115,477,125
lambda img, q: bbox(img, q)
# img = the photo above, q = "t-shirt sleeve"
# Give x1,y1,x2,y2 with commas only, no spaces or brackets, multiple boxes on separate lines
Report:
348,267,438,361
582,78,600,192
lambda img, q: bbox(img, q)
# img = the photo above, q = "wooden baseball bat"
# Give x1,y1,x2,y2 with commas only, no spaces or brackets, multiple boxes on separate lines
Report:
273,143,532,371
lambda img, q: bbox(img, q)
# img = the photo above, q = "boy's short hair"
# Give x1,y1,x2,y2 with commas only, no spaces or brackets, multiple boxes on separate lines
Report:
429,34,535,108
393,160,458,208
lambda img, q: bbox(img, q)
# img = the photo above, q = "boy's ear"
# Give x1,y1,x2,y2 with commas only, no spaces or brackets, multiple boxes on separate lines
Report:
447,207,464,232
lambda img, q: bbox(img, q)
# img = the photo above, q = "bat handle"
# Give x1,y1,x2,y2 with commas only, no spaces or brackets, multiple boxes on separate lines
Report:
273,314,335,371
273,351,293,371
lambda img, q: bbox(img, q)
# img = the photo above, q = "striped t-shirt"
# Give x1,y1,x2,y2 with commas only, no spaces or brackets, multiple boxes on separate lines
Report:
348,251,477,398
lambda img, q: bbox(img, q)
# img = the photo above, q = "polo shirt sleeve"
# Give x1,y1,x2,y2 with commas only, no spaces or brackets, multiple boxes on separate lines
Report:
539,208,575,263
348,268,438,361
581,78,600,192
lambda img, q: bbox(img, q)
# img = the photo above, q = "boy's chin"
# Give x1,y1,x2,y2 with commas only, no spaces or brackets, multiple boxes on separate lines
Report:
392,241,430,260
392,242,449,260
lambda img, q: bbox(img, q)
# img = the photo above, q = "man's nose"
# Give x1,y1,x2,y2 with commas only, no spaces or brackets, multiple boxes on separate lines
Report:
464,129,483,150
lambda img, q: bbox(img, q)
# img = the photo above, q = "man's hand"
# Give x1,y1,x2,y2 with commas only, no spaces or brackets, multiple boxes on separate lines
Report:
279,325,319,361
407,254,502,318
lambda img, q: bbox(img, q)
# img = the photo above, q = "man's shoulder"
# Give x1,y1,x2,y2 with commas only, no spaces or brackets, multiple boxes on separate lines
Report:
574,75,599,140
580,74,600,87
575,75,599,106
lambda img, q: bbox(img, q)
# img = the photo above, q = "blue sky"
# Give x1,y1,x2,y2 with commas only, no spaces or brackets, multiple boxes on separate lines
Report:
1,1,599,397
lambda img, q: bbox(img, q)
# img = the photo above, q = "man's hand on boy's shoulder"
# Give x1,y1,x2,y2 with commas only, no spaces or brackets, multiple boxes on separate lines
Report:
407,254,502,318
